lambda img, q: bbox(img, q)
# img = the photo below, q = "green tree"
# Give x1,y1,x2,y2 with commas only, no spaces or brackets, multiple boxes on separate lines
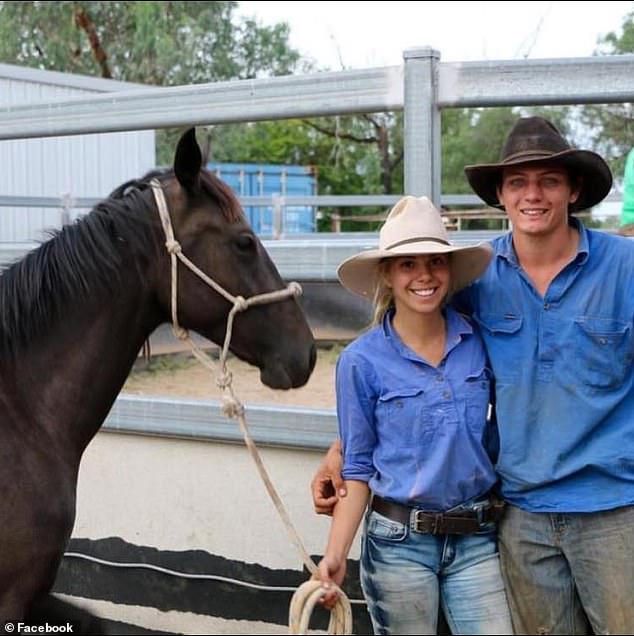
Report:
0,1,389,215
442,108,516,195
2,1,604,233
0,1,308,170
0,1,301,84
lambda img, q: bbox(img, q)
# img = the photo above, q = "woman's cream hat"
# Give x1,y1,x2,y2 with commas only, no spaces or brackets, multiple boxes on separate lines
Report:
337,196,492,297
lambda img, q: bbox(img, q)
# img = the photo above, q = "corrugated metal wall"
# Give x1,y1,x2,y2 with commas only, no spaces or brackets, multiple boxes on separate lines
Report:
0,65,155,242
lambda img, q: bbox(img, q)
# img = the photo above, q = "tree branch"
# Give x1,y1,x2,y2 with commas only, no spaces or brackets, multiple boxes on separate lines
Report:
74,6,112,79
301,119,377,144
362,113,383,132
389,149,404,172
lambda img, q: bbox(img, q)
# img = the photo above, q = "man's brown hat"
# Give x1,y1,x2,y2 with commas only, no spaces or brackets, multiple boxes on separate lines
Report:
464,116,612,211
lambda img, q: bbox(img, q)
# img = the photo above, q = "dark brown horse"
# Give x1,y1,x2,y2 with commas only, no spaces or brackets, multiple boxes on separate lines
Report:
0,128,316,624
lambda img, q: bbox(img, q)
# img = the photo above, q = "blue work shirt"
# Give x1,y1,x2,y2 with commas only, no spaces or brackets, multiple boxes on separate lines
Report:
337,306,497,511
455,219,634,512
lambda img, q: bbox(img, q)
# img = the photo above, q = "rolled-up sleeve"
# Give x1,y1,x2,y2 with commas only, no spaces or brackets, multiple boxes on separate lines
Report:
336,351,377,482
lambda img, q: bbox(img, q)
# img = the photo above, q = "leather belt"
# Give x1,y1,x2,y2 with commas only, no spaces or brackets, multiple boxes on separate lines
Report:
371,495,505,535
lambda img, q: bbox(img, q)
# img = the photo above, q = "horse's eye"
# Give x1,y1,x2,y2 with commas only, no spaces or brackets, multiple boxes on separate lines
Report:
235,234,256,252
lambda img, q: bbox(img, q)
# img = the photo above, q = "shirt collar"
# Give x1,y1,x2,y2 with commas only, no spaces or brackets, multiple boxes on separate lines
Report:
495,217,590,266
381,306,473,362
496,230,516,264
571,217,590,264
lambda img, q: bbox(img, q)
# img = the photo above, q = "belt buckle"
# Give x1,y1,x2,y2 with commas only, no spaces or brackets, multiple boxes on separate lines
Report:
471,500,490,524
412,510,443,534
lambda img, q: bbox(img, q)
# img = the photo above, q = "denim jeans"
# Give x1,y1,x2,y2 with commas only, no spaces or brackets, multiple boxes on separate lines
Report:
360,508,513,635
498,504,634,635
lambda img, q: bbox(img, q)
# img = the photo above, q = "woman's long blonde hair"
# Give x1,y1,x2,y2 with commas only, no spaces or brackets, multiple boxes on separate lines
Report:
371,260,394,326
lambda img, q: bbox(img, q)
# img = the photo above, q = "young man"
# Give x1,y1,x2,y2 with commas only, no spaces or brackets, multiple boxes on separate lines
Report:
313,117,634,634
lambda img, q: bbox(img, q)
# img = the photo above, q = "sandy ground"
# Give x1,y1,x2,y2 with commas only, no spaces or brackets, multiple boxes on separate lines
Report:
122,347,339,408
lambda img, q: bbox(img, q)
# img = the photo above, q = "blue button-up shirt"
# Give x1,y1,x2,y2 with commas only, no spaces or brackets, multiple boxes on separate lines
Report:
337,306,497,511
455,220,634,512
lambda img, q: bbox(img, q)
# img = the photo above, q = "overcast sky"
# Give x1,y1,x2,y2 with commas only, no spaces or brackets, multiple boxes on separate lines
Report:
237,1,633,70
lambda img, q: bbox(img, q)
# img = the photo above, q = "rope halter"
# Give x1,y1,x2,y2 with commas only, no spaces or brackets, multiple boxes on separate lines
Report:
149,178,302,416
150,179,352,634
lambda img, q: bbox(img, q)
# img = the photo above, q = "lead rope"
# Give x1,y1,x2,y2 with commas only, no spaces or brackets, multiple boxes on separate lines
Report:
150,180,353,635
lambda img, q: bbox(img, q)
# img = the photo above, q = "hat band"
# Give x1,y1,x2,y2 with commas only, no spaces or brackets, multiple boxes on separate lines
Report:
385,236,450,250
502,149,567,163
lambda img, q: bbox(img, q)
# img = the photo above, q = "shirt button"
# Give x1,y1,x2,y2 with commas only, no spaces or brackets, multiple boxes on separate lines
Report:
544,303,550,310
443,391,451,399
437,376,444,382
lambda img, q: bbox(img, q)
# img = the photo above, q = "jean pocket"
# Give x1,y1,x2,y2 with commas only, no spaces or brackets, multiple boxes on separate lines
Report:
574,318,633,389
366,510,408,542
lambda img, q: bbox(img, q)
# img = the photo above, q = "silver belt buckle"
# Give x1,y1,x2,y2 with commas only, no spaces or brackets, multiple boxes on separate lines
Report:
471,499,491,524
411,510,442,534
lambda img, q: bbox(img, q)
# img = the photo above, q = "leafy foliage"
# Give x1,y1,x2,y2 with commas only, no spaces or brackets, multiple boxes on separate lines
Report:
442,108,516,195
0,1,301,83
2,0,632,228
0,1,311,185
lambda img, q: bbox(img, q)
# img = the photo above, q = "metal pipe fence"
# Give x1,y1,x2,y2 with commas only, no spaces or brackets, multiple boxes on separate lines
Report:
1,50,633,446
1,51,634,204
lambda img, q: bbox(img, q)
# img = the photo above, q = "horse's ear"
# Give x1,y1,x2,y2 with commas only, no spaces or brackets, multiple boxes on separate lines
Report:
174,128,202,192
200,127,212,165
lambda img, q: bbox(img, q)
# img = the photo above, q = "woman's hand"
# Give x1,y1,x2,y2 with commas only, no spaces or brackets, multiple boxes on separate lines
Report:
316,553,347,609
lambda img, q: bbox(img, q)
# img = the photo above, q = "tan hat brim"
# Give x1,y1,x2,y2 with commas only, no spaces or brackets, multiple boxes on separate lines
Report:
337,240,493,298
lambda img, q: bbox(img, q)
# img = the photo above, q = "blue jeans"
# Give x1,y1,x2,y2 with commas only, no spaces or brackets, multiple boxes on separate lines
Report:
499,503,634,635
360,508,513,635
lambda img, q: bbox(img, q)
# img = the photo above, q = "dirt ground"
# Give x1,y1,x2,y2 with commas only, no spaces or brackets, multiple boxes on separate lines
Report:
122,346,339,408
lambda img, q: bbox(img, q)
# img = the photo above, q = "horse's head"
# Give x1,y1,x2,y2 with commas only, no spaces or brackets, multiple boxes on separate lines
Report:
153,128,316,389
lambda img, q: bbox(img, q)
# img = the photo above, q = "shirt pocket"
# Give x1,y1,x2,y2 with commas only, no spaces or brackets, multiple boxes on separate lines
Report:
474,313,523,383
463,367,492,435
375,387,431,448
574,318,633,390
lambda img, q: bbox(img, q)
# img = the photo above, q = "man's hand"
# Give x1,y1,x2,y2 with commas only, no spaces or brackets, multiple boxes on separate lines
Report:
311,439,346,515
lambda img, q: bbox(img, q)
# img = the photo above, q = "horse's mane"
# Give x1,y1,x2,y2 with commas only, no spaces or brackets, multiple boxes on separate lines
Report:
0,168,242,354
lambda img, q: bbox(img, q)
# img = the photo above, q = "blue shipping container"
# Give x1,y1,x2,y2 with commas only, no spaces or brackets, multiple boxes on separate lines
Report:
207,163,317,235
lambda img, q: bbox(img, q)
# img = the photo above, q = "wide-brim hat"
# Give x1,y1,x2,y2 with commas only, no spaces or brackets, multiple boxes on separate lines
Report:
464,116,612,212
337,196,492,298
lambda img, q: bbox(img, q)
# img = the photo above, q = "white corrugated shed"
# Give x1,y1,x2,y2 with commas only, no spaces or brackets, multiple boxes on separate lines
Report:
0,63,155,242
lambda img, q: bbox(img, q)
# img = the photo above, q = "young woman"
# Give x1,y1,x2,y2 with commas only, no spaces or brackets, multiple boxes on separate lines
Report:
317,196,512,635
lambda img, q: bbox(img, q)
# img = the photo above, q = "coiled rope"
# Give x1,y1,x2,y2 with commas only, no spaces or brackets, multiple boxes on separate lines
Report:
150,180,353,634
